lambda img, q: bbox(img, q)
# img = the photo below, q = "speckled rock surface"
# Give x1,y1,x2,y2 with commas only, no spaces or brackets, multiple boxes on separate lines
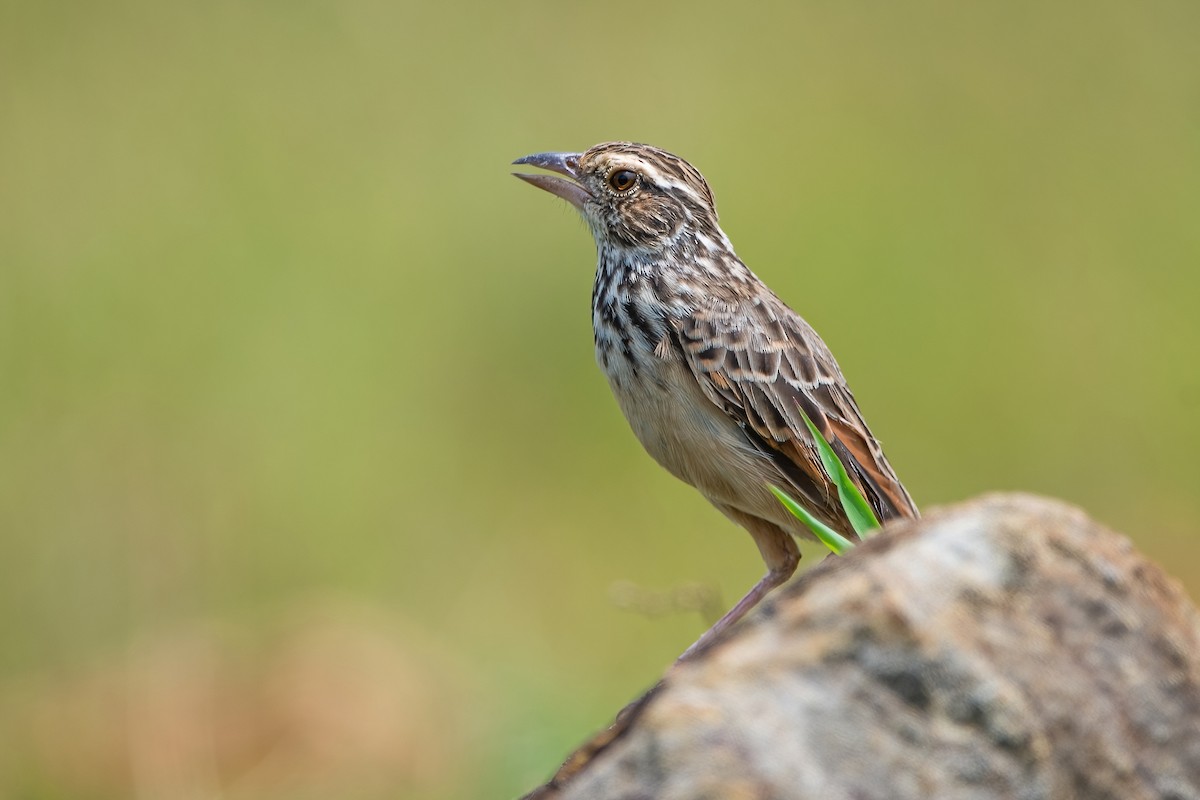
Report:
523,494,1200,800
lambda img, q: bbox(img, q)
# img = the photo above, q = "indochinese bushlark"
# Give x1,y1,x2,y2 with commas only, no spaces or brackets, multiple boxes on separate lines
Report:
513,142,917,659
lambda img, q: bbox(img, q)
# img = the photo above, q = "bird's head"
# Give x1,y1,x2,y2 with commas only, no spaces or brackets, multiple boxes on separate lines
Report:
513,142,721,254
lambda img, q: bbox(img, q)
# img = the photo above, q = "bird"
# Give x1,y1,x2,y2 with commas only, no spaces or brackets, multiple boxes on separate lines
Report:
512,142,917,660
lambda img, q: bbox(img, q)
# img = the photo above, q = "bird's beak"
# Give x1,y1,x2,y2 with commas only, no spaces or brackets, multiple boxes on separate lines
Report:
512,152,590,210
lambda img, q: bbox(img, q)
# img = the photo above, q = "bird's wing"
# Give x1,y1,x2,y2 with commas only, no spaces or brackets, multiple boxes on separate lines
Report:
673,294,917,528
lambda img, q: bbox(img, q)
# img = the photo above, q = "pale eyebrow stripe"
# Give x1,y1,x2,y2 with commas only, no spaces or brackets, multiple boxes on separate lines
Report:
638,164,705,201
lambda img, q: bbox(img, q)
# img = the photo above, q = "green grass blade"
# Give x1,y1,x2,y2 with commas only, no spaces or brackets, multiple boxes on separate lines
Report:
796,405,881,537
769,485,855,555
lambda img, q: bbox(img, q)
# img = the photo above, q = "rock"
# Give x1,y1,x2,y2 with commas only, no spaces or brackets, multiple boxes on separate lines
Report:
522,493,1200,800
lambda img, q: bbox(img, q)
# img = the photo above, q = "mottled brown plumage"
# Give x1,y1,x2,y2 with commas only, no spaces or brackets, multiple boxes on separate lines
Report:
513,142,917,659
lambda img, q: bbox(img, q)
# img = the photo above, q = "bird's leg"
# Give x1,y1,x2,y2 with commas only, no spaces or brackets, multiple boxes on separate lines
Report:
678,517,799,662
677,564,795,661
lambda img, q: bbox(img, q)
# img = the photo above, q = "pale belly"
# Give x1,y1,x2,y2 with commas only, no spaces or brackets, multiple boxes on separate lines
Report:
601,349,793,529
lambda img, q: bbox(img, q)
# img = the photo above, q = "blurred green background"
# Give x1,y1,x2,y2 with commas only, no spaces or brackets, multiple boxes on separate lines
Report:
2,0,1198,797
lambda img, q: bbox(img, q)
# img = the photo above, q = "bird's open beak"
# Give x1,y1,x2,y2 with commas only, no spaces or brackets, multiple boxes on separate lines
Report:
512,152,590,210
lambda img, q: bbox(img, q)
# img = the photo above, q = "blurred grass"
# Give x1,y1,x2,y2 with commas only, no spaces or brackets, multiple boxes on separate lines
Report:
1,0,1198,796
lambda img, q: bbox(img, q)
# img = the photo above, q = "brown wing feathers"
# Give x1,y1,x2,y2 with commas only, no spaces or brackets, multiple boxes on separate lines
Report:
676,296,916,530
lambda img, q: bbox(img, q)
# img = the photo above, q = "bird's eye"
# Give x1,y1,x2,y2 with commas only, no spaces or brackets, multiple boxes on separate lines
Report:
608,169,637,192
